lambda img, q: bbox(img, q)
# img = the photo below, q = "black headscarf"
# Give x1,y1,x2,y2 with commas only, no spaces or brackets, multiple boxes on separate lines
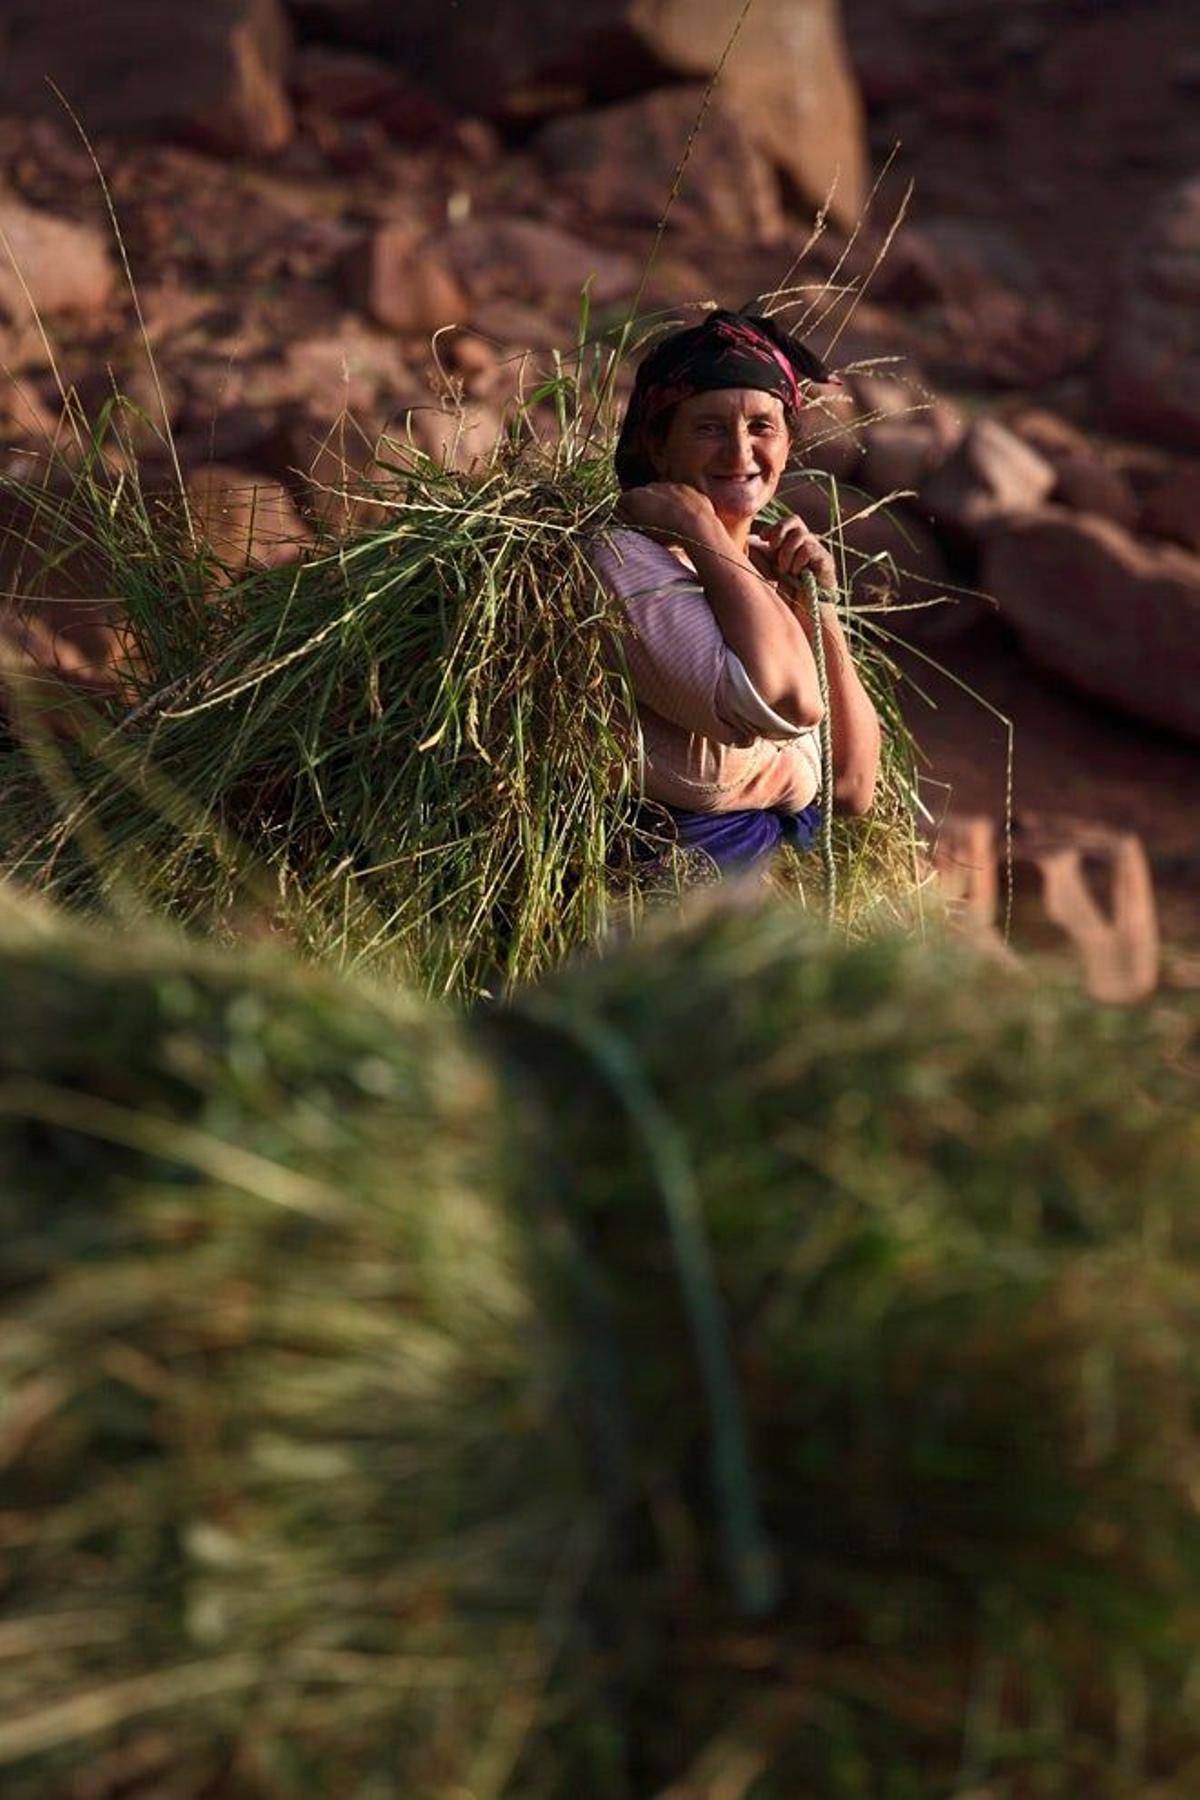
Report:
615,309,837,489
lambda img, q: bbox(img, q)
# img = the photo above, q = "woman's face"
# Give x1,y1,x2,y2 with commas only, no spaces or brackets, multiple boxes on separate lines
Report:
649,387,790,527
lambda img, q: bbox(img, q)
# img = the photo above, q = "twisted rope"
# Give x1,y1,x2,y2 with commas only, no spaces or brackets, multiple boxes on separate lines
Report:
801,569,837,925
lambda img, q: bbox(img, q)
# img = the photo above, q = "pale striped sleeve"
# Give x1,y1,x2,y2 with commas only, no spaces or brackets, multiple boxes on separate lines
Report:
588,527,815,747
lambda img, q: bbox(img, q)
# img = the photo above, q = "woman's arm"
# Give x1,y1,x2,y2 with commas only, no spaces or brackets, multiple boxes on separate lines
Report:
752,519,881,815
803,602,882,816
616,484,826,730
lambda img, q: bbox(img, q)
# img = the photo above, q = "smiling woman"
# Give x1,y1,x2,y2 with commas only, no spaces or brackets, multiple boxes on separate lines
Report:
590,310,882,872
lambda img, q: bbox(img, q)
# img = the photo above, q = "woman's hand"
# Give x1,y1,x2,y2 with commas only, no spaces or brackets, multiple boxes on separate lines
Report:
750,516,837,594
615,482,721,545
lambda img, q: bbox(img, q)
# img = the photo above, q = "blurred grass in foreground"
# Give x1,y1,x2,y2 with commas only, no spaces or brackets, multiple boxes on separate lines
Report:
2,894,1197,1796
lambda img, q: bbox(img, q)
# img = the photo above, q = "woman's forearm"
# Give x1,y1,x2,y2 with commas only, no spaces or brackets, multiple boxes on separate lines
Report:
803,602,881,814
684,519,826,728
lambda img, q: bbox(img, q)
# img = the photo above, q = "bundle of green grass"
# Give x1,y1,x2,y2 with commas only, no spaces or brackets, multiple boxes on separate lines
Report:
0,356,921,1000
2,893,1198,1795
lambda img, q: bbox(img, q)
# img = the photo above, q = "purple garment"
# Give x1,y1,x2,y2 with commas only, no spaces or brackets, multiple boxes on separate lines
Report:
646,803,822,871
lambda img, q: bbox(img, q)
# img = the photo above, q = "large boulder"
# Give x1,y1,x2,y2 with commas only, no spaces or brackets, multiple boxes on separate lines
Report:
186,465,311,582
1098,175,1200,452
288,0,868,227
1008,408,1140,533
0,198,115,324
0,0,294,156
343,226,469,336
920,418,1056,542
982,506,1200,742
534,86,784,243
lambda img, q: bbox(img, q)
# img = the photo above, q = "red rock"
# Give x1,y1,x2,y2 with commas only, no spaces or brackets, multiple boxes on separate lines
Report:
1010,813,1160,1004
1099,175,1200,451
1049,456,1140,532
876,219,1038,308
0,0,294,157
861,421,959,500
0,378,59,448
344,227,468,337
0,609,123,741
931,813,999,932
448,119,503,164
533,87,784,244
468,299,564,353
279,322,422,417
273,408,383,535
439,331,501,400
920,419,1056,539
929,90,1003,132
854,378,960,495
1007,411,1140,528
173,405,282,471
963,292,1095,390
139,283,224,348
848,373,924,421
0,198,115,324
1138,462,1200,554
292,0,868,228
982,506,1200,741
435,218,639,309
1006,408,1092,461
405,402,502,473
186,465,310,581
0,468,129,738
290,46,449,141
848,22,930,108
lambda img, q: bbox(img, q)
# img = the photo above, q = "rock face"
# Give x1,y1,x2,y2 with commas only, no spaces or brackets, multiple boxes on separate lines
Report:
1099,175,1200,451
1008,409,1140,533
289,0,868,226
0,198,115,323
983,507,1200,742
433,218,640,310
534,87,784,243
920,418,1056,540
0,0,294,156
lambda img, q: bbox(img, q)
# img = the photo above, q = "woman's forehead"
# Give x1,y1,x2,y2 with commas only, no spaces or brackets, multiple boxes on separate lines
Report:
674,387,786,423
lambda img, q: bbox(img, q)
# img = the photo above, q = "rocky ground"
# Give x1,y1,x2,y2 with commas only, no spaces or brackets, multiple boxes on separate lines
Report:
1,0,1197,960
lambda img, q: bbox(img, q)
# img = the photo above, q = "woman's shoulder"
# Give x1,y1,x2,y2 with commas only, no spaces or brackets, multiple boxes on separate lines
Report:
586,525,698,590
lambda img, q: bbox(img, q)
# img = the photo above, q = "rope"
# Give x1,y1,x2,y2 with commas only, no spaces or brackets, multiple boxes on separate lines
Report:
801,569,837,926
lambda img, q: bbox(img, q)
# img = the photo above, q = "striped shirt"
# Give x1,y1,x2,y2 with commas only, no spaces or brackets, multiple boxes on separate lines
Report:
588,526,822,814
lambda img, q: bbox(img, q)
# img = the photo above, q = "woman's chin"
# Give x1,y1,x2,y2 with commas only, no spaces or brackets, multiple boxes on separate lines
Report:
705,481,769,525
711,500,763,530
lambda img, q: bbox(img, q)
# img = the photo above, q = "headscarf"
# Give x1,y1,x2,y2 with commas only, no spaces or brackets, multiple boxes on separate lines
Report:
615,309,837,489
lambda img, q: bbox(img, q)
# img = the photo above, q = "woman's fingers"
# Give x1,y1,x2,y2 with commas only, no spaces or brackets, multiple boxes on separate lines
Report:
767,520,836,588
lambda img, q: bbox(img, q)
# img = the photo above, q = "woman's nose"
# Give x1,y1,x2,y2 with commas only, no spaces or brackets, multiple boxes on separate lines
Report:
716,424,754,468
